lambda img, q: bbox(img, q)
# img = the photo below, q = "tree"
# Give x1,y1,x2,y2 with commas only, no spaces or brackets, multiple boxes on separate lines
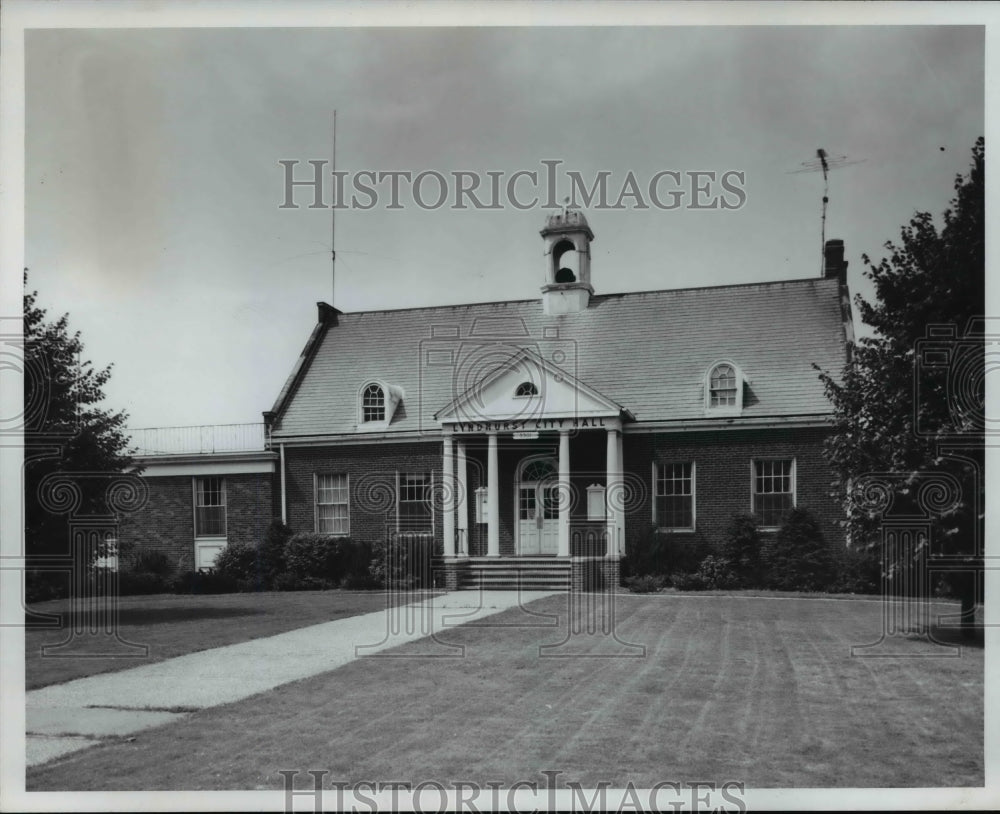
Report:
23,272,137,572
818,138,984,634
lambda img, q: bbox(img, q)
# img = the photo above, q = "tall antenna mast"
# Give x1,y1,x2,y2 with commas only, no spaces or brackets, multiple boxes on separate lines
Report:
331,109,337,306
789,148,864,275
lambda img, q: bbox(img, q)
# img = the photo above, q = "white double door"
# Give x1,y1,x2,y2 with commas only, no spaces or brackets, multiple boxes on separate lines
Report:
517,479,560,556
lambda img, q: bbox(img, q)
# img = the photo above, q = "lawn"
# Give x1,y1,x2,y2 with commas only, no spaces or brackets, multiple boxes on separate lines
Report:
25,589,424,689
27,592,982,789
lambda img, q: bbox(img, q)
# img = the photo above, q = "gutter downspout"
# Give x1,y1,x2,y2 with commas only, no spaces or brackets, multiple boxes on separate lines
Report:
279,443,287,525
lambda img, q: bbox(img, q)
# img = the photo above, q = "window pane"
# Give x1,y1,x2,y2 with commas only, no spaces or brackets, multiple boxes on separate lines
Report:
195,477,226,536
196,505,225,537
519,487,536,520
541,485,559,520
710,364,738,406
316,473,349,534
362,384,385,422
399,473,431,531
754,460,793,526
655,463,693,529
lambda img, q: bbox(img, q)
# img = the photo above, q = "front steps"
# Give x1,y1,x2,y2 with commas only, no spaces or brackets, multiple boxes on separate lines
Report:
458,556,572,591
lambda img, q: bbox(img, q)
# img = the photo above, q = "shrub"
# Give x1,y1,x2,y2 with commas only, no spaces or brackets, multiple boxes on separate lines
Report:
272,572,333,592
720,514,761,587
622,524,665,578
117,571,168,595
369,534,435,589
622,525,702,579
25,570,70,603
128,549,172,578
624,574,665,593
213,542,260,583
284,533,373,588
670,555,739,591
766,507,833,592
260,520,292,583
828,547,881,595
695,554,739,590
170,569,240,595
670,571,707,591
284,533,342,581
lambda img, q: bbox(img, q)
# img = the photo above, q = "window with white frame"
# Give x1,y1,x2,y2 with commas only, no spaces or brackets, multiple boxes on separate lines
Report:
753,459,795,528
514,381,538,397
709,363,738,407
316,473,349,535
194,476,226,537
362,383,386,423
654,462,694,530
398,472,432,531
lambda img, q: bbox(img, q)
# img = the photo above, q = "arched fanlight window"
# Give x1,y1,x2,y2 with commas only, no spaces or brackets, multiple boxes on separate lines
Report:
362,383,386,422
709,363,738,407
520,458,557,482
515,381,539,397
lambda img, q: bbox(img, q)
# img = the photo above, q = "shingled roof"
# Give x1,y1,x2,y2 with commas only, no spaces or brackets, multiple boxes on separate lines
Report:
268,276,850,439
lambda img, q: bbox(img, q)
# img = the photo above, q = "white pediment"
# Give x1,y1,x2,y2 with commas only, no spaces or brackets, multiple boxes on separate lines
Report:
435,348,628,427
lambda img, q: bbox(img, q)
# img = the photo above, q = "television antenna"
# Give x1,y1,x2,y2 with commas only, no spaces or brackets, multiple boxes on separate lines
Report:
789,149,865,275
331,109,337,306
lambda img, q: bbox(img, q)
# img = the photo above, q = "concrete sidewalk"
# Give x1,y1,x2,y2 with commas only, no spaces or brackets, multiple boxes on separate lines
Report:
27,589,556,767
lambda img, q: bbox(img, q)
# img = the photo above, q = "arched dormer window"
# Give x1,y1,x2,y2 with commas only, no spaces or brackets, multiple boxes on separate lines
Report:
710,364,737,406
357,381,404,431
361,383,386,423
705,361,744,414
514,381,539,397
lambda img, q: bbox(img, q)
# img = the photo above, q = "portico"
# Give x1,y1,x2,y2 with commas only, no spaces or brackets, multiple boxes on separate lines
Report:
434,347,631,573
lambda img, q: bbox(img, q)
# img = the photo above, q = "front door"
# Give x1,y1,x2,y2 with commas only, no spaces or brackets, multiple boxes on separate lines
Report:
518,480,559,555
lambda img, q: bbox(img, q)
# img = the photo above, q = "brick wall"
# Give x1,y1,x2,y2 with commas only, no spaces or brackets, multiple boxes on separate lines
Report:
117,472,275,573
283,441,445,551
279,427,845,564
623,426,845,559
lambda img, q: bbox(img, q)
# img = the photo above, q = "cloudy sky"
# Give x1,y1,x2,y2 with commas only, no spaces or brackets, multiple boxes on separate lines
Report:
20,13,985,430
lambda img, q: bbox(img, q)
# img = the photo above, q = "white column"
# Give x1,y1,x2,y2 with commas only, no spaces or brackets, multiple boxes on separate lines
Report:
558,430,571,558
617,429,626,557
456,440,468,556
606,428,619,557
442,434,455,557
487,432,500,557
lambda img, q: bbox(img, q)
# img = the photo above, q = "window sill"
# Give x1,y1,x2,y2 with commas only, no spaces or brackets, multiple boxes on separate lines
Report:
656,527,696,534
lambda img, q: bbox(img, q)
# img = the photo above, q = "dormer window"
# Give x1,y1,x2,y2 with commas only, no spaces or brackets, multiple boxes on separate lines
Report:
357,381,404,431
709,364,737,406
362,383,385,422
514,381,539,397
705,361,745,414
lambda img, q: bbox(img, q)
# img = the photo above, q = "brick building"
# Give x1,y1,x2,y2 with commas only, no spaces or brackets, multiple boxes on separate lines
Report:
123,209,854,589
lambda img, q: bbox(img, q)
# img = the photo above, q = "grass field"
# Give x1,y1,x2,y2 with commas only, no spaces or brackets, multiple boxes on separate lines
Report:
26,592,982,790
25,589,422,689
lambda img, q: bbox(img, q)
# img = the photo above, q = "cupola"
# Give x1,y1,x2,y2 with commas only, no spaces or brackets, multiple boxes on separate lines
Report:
540,205,594,315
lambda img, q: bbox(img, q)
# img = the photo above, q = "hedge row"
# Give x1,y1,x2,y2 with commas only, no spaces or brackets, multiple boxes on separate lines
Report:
623,508,882,595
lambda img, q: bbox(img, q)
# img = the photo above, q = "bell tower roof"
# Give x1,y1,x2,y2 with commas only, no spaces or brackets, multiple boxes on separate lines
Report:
540,206,594,240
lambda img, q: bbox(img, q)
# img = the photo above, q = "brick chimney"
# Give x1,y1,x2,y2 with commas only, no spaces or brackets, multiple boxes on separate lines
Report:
824,239,848,281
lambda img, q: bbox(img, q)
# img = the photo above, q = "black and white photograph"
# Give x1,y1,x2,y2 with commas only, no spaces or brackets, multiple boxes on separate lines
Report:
0,1,994,811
